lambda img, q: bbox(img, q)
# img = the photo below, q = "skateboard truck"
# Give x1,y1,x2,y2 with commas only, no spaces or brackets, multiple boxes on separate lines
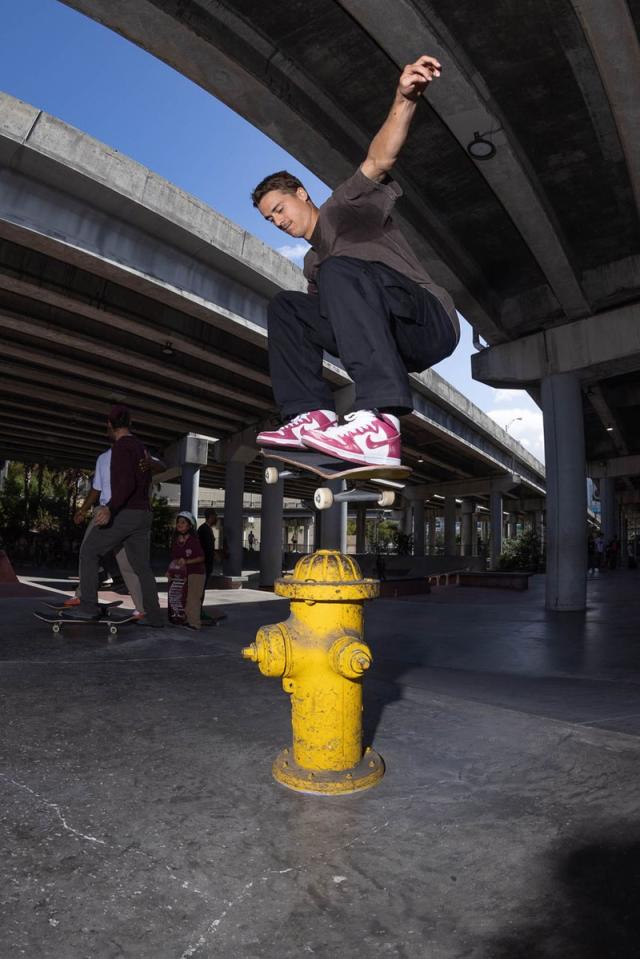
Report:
312,486,396,510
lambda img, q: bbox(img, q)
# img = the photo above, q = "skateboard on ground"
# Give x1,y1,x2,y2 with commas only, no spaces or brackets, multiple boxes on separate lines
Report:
261,449,411,510
41,599,123,614
34,610,137,637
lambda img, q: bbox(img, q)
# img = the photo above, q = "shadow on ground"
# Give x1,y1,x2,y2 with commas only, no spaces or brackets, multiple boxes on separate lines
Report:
485,832,640,958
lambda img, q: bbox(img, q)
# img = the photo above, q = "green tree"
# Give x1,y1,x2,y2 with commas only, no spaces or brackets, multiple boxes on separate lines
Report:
498,528,543,571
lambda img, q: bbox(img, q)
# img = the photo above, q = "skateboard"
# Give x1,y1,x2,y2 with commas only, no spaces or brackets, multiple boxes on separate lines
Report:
34,610,137,637
41,599,123,613
261,449,411,510
168,574,188,624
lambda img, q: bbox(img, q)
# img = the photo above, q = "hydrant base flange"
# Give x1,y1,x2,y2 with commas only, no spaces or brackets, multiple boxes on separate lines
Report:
272,747,385,796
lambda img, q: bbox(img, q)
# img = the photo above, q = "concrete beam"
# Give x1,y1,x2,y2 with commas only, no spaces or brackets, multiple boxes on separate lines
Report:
59,2,499,341
0,337,240,431
337,0,589,322
472,303,640,386
570,0,640,218
410,473,522,499
0,309,268,412
588,455,640,479
0,270,272,388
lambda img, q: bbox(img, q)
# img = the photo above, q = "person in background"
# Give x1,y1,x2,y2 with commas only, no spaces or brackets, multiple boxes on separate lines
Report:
197,508,218,621
61,405,164,626
168,511,205,629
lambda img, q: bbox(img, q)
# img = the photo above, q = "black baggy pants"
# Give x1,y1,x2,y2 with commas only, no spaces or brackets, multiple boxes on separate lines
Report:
267,256,458,418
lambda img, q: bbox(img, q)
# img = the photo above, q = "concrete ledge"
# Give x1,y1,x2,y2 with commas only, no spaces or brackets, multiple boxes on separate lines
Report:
208,575,248,590
459,571,532,590
428,571,464,587
378,577,431,598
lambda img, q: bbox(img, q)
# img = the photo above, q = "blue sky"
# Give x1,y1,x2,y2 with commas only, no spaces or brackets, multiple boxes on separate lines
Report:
0,0,543,460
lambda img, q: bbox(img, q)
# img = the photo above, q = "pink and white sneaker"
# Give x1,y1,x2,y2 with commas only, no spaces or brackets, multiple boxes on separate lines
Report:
256,409,337,450
302,410,401,466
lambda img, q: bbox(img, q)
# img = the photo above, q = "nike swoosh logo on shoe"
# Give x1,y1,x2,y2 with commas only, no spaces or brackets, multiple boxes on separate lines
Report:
363,433,393,450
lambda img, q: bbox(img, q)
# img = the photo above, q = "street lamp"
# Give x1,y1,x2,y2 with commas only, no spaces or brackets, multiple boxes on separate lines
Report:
505,416,522,433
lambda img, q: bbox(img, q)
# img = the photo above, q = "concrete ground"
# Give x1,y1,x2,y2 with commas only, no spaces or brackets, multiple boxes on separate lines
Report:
2,569,640,958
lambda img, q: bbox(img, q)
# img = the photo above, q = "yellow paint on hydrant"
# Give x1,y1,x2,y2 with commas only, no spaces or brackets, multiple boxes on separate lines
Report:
242,550,384,795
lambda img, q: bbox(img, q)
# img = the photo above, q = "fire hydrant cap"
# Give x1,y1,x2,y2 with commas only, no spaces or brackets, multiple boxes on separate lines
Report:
275,550,379,601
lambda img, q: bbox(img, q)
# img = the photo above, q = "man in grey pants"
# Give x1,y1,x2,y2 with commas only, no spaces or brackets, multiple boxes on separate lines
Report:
62,405,164,627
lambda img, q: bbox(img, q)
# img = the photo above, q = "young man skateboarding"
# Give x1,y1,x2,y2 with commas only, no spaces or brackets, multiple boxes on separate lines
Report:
252,54,459,467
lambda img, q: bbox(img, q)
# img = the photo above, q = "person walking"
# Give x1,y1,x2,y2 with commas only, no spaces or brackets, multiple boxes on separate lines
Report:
61,405,164,626
66,446,145,618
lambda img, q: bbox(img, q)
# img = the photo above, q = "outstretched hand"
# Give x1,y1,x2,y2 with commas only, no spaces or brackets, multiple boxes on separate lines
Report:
398,55,441,101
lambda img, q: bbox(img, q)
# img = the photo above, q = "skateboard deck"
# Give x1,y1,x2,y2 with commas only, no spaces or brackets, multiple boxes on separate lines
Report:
42,599,123,613
168,574,188,624
261,448,411,510
261,448,411,482
34,610,136,636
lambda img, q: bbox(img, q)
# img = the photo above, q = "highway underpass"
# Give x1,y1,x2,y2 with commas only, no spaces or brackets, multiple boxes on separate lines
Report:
58,0,640,610
0,92,545,585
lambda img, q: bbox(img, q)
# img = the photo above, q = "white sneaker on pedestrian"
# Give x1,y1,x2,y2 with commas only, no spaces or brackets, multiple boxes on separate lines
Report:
301,410,401,466
256,410,337,450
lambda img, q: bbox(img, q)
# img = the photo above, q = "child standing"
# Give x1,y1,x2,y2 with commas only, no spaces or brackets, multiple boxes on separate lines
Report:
167,511,206,629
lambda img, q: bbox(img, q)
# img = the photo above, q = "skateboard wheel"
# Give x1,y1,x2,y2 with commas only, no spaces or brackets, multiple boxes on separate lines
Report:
109,625,118,636
377,491,395,507
264,467,280,485
314,487,334,510
52,622,61,634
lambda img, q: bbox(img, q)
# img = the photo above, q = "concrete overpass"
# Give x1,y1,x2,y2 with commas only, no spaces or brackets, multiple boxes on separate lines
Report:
0,92,544,581
59,0,640,607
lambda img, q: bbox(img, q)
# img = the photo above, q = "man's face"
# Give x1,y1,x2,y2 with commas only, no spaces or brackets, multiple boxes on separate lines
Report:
258,188,313,239
207,514,217,527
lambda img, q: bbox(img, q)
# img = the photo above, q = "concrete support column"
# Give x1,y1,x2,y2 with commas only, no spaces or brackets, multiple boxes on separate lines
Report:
444,496,457,555
489,490,503,570
223,461,245,577
600,476,618,544
302,519,311,553
413,499,426,557
179,463,200,517
507,513,518,539
461,498,475,557
320,479,345,550
541,372,587,611
355,505,367,554
427,510,437,554
260,460,284,589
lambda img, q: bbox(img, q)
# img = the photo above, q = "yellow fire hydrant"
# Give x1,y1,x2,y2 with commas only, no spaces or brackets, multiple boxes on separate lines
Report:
242,550,384,795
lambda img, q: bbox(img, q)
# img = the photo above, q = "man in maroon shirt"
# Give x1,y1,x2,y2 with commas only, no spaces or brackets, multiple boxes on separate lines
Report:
62,405,164,626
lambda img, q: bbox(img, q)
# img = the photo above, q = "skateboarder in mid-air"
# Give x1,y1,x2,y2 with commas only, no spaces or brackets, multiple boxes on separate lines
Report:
252,54,459,467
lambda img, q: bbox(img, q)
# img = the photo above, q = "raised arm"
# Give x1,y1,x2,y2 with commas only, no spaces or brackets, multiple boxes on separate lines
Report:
360,55,441,183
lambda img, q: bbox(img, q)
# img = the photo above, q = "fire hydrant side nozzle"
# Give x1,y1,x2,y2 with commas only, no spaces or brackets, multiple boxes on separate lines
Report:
243,550,384,795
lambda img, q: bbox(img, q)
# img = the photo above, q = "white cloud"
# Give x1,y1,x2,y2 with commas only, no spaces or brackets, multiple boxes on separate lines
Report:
487,401,545,463
492,388,527,405
276,242,309,266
